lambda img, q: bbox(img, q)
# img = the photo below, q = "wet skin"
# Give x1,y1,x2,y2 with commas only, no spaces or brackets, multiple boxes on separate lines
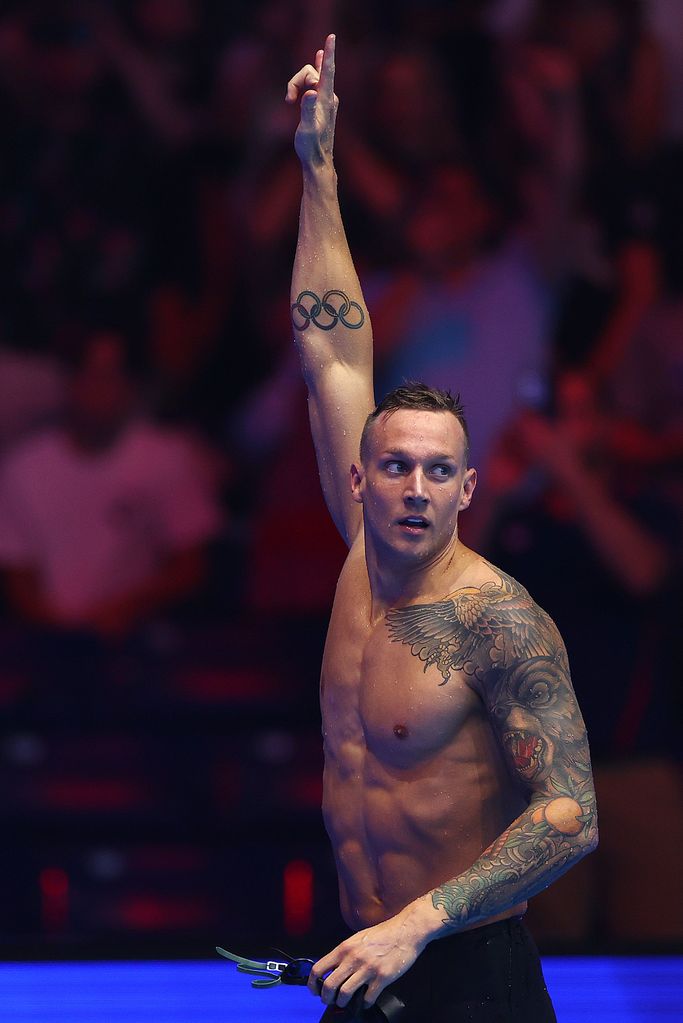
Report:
321,550,530,930
288,34,595,1012
320,410,527,930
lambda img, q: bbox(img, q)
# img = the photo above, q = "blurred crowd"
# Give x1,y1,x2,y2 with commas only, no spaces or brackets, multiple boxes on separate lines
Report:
0,0,681,947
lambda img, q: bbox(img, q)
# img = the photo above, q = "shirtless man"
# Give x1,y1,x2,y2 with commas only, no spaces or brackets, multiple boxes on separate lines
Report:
286,36,597,1022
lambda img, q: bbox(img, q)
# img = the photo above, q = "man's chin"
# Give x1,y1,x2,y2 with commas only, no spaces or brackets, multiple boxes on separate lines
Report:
380,531,441,562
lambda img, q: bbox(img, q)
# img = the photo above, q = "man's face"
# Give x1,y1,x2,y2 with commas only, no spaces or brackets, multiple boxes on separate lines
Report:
353,409,476,564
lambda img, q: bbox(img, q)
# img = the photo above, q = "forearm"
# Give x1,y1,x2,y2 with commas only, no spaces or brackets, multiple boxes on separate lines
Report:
292,164,372,379
285,36,375,545
294,165,347,292
404,791,598,945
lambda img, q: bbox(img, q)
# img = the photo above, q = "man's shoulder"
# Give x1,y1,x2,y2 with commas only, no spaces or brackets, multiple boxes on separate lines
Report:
383,555,566,689
441,555,566,664
451,556,534,604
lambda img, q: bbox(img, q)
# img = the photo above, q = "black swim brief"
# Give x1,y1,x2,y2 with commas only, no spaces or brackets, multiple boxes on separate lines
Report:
318,917,557,1022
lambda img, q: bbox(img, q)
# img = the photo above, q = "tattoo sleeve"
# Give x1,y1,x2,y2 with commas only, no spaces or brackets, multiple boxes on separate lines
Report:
291,289,365,331
386,564,598,930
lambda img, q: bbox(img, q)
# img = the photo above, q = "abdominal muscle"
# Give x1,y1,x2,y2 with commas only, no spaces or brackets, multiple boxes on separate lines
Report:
321,725,528,932
320,544,528,933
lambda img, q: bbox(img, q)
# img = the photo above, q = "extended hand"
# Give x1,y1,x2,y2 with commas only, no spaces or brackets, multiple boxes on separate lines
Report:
308,911,425,1010
286,33,338,168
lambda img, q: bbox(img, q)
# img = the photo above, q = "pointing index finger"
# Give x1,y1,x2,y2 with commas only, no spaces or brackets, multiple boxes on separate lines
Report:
318,33,336,101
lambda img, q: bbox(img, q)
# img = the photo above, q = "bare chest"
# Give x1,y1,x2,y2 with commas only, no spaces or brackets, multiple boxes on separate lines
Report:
321,593,482,768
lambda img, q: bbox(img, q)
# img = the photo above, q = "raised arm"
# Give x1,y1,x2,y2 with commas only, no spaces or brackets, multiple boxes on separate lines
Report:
287,35,375,546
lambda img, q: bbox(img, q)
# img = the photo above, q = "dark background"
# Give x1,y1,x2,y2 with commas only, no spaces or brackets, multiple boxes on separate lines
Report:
0,0,680,960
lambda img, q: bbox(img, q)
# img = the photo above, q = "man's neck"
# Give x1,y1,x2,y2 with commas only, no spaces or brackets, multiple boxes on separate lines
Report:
364,531,470,620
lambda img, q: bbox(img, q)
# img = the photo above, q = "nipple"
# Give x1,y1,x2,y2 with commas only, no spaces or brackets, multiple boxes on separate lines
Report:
393,724,409,740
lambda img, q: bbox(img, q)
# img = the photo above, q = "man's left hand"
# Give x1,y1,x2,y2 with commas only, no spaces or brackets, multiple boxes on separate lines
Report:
308,910,427,1009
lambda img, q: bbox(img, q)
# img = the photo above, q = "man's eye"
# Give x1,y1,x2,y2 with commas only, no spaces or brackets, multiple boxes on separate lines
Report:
386,461,406,473
431,465,451,477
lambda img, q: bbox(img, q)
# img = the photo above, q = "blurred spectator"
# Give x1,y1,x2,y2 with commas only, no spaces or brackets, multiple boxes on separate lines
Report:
519,1,665,371
647,0,683,141
591,146,683,463
145,177,238,436
0,4,145,346
336,45,462,245
213,0,337,301
0,0,681,951
369,160,550,473
528,0,664,166
606,294,683,450
366,38,582,475
0,332,222,641
91,0,211,149
232,348,347,615
0,2,216,360
0,343,65,450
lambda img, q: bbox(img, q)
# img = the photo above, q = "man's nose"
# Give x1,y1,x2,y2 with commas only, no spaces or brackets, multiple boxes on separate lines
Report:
404,469,429,503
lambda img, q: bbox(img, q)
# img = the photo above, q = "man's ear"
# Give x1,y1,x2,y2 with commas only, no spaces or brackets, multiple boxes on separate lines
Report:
459,467,477,511
351,463,363,504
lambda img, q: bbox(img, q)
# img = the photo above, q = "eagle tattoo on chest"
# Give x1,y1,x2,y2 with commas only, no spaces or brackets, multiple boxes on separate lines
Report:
385,567,560,685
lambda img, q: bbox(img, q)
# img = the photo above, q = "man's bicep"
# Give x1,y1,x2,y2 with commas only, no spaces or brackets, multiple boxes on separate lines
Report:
307,365,374,546
485,621,596,834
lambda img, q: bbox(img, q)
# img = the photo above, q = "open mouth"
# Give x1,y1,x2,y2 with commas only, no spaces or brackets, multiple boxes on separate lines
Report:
398,516,429,531
504,730,545,779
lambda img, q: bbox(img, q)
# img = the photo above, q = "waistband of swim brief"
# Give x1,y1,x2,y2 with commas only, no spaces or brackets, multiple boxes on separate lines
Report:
425,915,527,953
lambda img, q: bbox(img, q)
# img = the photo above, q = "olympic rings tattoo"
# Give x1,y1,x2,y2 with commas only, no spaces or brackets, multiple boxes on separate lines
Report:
291,289,365,331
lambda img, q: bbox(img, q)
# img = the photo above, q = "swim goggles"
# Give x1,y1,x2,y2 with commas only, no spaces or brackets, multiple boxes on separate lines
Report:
216,945,315,988
216,945,407,1019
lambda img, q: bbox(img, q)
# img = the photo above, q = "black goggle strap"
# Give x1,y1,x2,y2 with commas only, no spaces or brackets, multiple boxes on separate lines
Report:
215,946,287,987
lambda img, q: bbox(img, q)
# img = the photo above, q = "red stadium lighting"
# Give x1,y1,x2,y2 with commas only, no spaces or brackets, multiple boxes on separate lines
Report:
283,859,313,936
39,867,69,933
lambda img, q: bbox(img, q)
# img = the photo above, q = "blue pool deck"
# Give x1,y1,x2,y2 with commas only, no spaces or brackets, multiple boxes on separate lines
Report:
0,957,681,1022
